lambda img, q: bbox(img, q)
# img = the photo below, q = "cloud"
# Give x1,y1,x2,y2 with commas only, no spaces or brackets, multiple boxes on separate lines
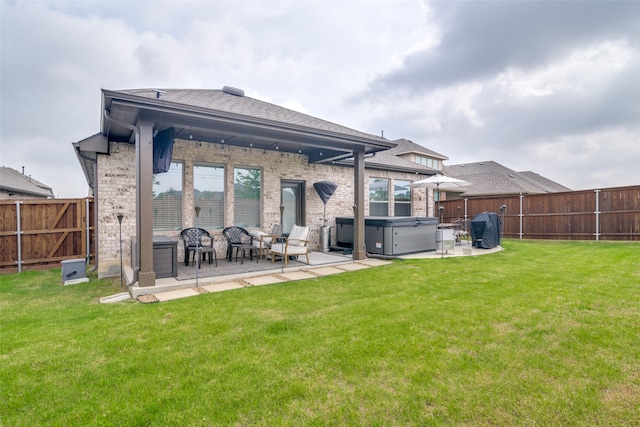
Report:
351,1,640,190
368,1,640,93
1,0,638,197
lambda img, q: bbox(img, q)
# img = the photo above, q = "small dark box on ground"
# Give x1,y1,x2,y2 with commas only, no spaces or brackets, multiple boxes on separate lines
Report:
61,259,86,283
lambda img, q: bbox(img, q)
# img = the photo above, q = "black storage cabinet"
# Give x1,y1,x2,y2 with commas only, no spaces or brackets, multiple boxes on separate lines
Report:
131,235,178,279
336,216,438,256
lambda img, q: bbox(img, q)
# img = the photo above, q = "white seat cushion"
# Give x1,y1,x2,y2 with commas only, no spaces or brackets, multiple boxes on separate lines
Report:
287,225,309,246
250,230,272,247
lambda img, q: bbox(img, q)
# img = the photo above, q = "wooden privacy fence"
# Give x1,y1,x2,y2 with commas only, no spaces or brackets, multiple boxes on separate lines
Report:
439,185,640,241
0,198,94,272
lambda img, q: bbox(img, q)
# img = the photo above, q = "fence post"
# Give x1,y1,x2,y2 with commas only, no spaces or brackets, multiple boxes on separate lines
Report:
519,193,524,239
594,189,600,242
15,201,22,272
464,198,468,222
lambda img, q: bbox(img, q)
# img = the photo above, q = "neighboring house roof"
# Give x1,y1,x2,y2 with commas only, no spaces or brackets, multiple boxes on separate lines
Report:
364,150,439,174
444,161,571,196
386,138,448,161
518,171,572,193
334,138,442,175
0,166,54,198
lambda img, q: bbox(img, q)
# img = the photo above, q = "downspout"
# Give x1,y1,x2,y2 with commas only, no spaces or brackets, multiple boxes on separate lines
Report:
85,197,91,266
104,109,139,138
75,149,99,272
103,109,140,286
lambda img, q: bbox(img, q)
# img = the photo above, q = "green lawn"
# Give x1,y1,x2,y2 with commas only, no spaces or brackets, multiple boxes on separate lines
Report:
1,240,639,426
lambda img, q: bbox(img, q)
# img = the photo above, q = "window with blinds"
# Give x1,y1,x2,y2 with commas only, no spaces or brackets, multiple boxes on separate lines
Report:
369,178,389,216
153,162,183,231
394,180,411,216
194,165,225,229
234,167,261,228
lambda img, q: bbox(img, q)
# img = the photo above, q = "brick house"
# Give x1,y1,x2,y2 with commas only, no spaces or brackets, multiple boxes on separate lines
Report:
73,87,440,286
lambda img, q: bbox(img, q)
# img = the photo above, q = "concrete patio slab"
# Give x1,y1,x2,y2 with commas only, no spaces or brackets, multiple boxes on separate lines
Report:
202,282,245,293
279,271,317,281
118,246,506,303
155,288,200,302
244,275,285,286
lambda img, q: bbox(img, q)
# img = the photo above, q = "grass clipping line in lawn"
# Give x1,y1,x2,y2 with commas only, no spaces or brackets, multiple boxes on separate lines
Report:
1,240,639,426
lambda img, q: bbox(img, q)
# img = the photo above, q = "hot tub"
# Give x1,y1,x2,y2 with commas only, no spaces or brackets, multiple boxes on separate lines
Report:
335,216,438,256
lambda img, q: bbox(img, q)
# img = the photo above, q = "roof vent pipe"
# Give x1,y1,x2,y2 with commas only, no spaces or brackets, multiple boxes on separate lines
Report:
222,86,245,97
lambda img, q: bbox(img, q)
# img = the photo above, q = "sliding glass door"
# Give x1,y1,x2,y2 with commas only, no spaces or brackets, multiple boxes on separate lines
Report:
280,180,305,234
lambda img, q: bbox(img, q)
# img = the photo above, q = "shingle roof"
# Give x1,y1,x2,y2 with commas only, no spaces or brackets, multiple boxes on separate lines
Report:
363,151,439,174
0,166,54,198
444,161,570,196
518,171,572,192
387,138,448,160
115,88,386,142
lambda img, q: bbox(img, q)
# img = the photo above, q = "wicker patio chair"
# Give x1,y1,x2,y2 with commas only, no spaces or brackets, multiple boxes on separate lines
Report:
222,226,254,261
180,227,216,267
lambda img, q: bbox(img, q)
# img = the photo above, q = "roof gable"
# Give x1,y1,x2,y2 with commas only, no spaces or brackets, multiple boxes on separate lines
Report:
387,138,448,160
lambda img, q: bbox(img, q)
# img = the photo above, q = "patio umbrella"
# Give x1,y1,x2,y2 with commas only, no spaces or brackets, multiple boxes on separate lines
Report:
314,181,339,252
410,174,471,216
313,181,339,224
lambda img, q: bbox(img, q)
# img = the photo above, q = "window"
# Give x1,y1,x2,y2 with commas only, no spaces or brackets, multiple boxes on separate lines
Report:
369,178,389,216
153,162,183,231
194,165,224,229
414,155,440,170
394,180,411,216
234,167,261,228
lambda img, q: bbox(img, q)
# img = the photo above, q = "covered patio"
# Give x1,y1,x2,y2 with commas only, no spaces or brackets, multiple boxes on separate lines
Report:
75,87,397,290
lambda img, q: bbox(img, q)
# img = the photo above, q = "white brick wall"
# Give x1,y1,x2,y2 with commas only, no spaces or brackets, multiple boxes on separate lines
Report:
95,139,434,277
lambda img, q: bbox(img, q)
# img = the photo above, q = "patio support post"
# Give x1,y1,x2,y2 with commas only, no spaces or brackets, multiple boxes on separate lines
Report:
136,121,156,287
353,148,366,260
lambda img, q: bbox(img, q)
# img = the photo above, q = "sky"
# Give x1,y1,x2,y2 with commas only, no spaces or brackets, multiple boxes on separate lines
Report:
1,0,639,198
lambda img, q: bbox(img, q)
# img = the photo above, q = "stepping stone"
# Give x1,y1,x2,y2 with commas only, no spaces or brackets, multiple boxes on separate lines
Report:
336,263,370,271
202,282,245,293
154,288,200,302
309,266,344,276
359,259,392,266
279,271,317,281
244,275,284,286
